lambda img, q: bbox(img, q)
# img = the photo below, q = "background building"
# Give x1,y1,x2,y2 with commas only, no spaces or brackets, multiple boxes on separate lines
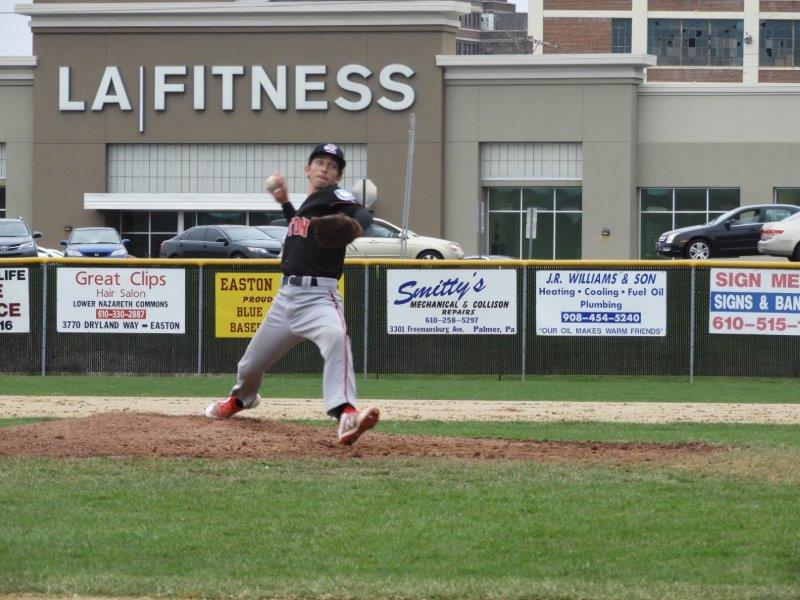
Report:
0,57,34,225
530,0,800,83
4,1,800,261
457,1,533,54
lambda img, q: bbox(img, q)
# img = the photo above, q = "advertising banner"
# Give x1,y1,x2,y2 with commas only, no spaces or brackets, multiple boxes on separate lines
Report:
214,273,345,338
0,268,30,333
215,273,281,338
57,268,185,333
709,268,800,335
387,269,517,334
536,270,667,336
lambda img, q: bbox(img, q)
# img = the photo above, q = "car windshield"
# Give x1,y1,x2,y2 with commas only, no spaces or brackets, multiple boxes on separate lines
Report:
708,208,754,226
71,229,120,244
0,222,30,237
223,227,271,242
258,227,288,241
369,221,417,238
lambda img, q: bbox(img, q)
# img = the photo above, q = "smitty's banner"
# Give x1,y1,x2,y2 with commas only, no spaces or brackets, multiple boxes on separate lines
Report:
215,273,345,338
709,268,800,335
386,269,517,334
57,268,185,333
0,268,30,333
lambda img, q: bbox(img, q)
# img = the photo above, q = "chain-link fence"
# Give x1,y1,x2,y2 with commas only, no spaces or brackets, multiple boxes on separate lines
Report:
2,258,799,377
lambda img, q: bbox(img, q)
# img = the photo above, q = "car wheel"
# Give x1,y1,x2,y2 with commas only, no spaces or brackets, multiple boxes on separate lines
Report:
168,254,179,259
416,250,444,260
791,244,800,262
685,239,711,260
231,252,246,259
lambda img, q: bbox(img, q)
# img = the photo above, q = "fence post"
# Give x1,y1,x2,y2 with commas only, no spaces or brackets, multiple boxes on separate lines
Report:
363,265,369,380
197,265,203,375
521,265,528,380
40,263,48,376
689,266,696,382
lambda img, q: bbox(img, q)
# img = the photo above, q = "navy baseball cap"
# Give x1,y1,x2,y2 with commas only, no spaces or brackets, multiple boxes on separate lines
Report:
308,143,346,172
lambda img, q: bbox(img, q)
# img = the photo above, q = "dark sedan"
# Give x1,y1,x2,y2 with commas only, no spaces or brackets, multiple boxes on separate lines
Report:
159,225,282,258
656,204,800,259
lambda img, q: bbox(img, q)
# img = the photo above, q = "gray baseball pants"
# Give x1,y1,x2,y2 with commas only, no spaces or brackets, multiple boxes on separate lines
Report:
230,276,357,417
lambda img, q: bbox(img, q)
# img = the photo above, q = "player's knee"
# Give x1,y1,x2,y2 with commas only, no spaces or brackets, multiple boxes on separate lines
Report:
316,325,347,353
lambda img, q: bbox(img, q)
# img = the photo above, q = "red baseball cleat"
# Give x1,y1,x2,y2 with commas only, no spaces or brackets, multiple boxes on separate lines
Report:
337,405,380,446
204,395,260,420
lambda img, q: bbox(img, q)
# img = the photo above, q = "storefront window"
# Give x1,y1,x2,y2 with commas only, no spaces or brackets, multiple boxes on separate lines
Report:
487,187,582,259
641,188,671,211
639,187,740,259
118,210,289,256
531,212,554,259
0,185,5,218
118,211,181,258
197,211,246,226
523,188,553,210
489,212,520,257
248,211,286,226
776,188,800,205
708,188,739,213
555,213,582,259
151,212,178,231
490,188,520,211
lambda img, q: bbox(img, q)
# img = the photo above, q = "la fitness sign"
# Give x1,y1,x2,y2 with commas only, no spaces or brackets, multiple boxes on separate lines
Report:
59,64,415,120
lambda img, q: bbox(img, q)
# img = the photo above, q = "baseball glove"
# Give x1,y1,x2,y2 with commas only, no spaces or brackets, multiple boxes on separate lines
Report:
311,213,363,248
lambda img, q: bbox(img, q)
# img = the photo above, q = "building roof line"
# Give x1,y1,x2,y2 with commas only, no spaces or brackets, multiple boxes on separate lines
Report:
17,1,472,28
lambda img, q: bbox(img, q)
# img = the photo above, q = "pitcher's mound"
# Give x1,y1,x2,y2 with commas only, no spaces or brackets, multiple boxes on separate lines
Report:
0,412,722,463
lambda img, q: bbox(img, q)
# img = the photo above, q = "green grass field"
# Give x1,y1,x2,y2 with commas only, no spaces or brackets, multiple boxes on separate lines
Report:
1,375,798,599
1,373,799,403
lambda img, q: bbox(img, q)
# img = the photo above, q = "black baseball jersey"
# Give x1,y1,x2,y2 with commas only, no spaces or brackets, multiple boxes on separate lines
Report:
280,185,373,279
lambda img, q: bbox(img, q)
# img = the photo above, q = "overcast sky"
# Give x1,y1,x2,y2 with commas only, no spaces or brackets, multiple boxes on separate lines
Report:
0,0,528,57
0,0,32,56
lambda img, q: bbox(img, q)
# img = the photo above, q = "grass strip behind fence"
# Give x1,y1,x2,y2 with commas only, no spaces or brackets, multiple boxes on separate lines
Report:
1,374,799,403
1,456,798,600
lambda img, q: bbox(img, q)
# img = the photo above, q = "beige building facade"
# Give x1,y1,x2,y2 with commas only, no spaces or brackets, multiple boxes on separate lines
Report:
4,1,800,259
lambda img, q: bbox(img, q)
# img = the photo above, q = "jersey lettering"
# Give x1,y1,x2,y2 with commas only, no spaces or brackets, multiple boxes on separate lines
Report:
287,216,310,238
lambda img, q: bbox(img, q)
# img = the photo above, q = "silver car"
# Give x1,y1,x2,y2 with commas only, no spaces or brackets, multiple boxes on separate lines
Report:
758,211,800,261
346,218,464,259
0,218,43,258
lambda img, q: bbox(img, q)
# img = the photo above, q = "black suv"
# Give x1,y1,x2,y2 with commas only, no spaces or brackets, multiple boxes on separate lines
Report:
0,218,43,258
656,204,800,259
159,225,283,258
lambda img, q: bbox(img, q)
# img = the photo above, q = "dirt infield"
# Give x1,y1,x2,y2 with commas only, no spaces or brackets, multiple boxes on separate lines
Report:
0,412,722,463
2,396,797,462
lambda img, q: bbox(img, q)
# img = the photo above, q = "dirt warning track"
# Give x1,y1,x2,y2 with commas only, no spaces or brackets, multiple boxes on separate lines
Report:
1,396,799,424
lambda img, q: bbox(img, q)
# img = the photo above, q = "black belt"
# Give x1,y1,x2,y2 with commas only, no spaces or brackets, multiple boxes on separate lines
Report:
282,275,318,287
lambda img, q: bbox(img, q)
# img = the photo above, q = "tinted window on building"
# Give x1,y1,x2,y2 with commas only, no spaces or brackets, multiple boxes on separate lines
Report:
649,19,742,66
775,188,800,205
118,211,182,258
639,188,740,259
488,187,582,259
612,19,632,53
0,186,5,218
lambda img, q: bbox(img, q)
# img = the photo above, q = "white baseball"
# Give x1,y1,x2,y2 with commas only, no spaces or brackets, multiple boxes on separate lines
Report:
266,176,281,193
